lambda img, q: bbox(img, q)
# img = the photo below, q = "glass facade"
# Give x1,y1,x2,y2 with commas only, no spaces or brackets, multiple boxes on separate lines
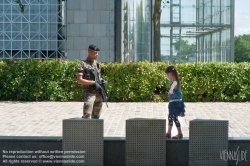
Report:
122,0,152,62
160,0,234,62
0,0,66,60
1,0,234,62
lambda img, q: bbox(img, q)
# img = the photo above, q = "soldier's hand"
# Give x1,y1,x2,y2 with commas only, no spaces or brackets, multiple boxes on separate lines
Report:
94,82,102,90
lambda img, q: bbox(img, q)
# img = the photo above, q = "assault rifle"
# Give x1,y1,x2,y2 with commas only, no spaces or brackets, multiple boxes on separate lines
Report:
92,67,109,107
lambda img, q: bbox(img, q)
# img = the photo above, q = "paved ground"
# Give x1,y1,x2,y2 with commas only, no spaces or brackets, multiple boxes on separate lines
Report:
0,101,250,137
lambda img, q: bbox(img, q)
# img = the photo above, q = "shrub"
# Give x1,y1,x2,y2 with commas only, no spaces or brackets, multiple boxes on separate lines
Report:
0,59,83,101
0,60,249,102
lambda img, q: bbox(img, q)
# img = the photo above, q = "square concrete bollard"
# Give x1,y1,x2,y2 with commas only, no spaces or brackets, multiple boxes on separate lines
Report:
62,118,103,166
189,119,228,166
126,118,166,166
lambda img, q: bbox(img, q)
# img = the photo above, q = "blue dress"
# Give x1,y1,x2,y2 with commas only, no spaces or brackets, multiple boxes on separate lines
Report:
168,82,185,117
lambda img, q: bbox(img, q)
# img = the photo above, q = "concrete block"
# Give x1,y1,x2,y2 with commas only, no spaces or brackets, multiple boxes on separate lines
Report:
66,10,74,24
87,11,101,24
67,0,81,10
73,37,87,50
104,138,126,166
94,0,107,10
74,11,87,24
81,0,94,11
166,139,189,166
100,11,109,24
189,119,228,166
1,137,250,166
62,118,103,166
80,50,88,60
66,37,74,50
106,51,112,62
109,37,115,50
107,0,115,11
87,37,101,48
106,24,115,37
67,24,80,37
80,24,94,37
94,24,107,37
126,118,166,166
110,13,115,23
98,51,107,62
101,37,110,51
107,50,115,62
67,50,80,61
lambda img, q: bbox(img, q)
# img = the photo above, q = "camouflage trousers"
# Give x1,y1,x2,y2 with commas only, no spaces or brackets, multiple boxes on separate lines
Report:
82,92,103,119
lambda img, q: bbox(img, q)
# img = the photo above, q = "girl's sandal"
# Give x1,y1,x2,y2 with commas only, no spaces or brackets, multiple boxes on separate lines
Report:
166,133,171,138
172,133,183,139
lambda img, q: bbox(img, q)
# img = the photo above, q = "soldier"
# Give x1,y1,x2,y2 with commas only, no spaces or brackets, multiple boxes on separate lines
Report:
76,44,105,119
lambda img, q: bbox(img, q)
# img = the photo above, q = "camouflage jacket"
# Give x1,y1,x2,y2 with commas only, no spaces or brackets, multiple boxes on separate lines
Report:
76,59,101,93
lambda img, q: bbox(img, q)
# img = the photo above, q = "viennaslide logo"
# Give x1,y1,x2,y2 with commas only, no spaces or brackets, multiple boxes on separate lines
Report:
220,146,248,165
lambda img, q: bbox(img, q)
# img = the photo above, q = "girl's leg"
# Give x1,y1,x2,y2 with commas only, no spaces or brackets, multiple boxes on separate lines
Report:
167,125,172,134
177,126,182,134
172,116,183,139
166,115,174,138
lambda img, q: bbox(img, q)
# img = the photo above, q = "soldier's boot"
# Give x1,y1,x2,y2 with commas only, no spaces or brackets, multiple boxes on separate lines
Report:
91,115,100,119
82,113,91,119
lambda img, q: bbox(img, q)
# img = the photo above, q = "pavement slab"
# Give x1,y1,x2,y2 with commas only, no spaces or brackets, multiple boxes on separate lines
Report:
0,101,249,137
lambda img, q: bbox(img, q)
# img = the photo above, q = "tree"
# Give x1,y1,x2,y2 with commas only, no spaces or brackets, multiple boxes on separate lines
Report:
174,39,196,61
16,0,44,13
234,34,250,62
16,0,25,13
152,0,169,62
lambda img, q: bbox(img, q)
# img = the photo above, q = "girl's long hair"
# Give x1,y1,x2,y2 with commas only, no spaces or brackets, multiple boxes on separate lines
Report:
165,66,180,88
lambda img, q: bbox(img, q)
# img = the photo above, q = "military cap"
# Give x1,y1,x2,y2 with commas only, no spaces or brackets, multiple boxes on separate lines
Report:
88,44,100,51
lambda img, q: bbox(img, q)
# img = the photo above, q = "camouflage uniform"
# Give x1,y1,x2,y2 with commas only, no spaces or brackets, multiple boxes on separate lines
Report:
76,59,103,119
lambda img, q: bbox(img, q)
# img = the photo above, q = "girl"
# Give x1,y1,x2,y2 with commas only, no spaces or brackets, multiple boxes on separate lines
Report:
165,66,185,139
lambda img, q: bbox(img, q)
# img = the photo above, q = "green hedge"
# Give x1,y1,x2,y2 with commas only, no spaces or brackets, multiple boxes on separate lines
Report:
0,60,82,101
0,60,250,102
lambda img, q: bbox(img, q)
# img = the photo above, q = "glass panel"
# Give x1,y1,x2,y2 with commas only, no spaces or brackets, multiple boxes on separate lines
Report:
0,0,66,59
160,0,233,62
181,1,196,24
123,0,152,62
